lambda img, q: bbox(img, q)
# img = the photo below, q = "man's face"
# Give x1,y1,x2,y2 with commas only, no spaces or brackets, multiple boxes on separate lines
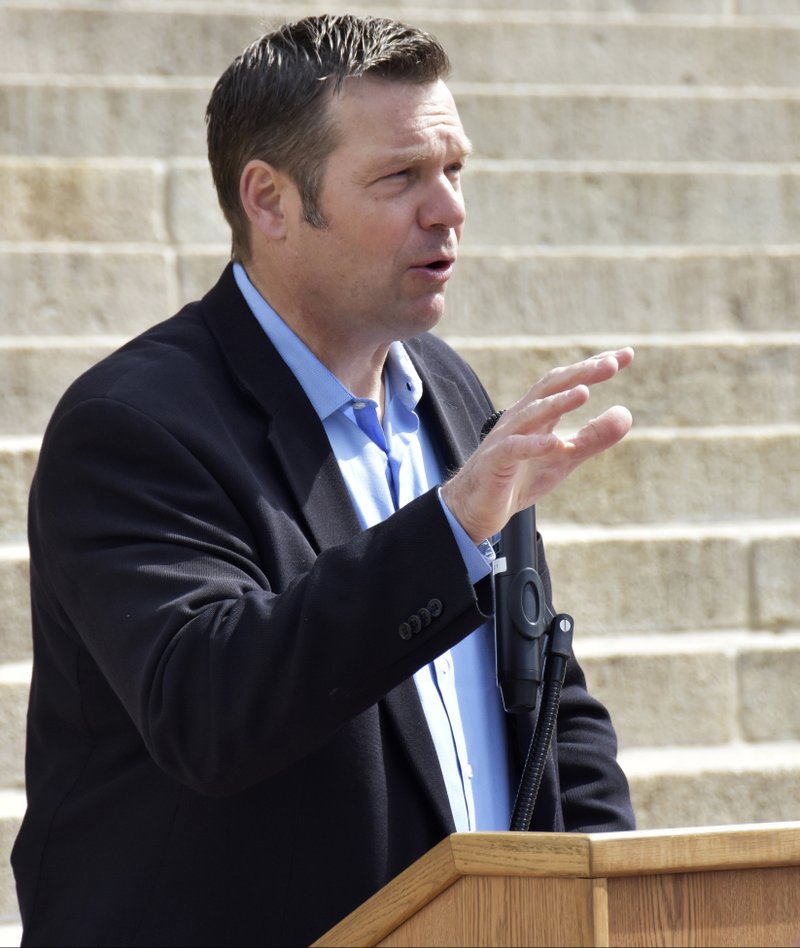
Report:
280,77,471,349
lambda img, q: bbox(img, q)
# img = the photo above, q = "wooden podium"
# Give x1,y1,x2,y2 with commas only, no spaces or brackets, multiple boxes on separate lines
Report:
315,822,800,947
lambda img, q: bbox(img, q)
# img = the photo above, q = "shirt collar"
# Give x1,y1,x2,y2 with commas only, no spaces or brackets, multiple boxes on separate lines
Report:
233,261,423,420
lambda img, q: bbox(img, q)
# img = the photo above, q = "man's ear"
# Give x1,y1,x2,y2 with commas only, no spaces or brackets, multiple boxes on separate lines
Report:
239,160,291,240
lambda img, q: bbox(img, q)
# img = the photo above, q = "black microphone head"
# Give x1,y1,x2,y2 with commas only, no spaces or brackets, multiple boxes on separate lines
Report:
480,410,505,441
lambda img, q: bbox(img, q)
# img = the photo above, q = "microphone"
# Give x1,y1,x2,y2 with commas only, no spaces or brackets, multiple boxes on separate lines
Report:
481,412,553,713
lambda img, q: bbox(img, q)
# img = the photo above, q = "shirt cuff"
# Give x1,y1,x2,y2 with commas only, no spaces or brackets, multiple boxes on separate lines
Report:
437,488,494,585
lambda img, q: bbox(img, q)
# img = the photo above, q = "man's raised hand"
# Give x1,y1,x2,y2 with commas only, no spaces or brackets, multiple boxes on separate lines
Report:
441,348,635,544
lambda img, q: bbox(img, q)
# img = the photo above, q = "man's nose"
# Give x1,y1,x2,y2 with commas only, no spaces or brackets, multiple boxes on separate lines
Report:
419,175,467,231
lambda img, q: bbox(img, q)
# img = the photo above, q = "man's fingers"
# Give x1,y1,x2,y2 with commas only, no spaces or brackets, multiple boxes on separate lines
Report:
530,347,635,401
512,384,590,435
569,405,633,458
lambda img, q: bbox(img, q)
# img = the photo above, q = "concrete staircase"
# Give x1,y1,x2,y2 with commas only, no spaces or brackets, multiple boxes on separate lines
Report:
3,0,800,935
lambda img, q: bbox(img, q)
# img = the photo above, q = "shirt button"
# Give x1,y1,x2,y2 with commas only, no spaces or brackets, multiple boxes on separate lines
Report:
466,764,474,780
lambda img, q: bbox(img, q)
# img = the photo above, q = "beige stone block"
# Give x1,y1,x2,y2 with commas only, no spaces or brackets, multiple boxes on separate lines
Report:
460,166,800,247
625,751,800,829
581,648,736,748
751,535,800,628
737,635,800,741
456,90,800,163
446,248,800,337
0,791,25,918
0,79,209,159
0,552,31,665
450,336,800,428
0,342,119,435
441,19,800,86
177,250,232,303
0,7,258,78
740,0,800,13
167,162,229,245
0,160,165,243
541,429,800,526
0,249,174,336
0,665,29,790
0,441,38,544
543,530,749,634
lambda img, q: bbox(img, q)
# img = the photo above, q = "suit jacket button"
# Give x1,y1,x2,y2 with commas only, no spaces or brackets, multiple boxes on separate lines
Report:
399,621,412,641
427,598,443,618
408,614,422,636
418,607,431,627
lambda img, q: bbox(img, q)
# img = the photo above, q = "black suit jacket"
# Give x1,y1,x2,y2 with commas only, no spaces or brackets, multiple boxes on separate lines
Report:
13,265,634,946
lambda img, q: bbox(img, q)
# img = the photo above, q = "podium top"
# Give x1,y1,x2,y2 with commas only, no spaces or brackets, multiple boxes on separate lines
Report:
315,822,800,947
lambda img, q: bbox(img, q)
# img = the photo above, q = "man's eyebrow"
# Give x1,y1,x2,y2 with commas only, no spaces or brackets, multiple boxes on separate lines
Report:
385,137,474,165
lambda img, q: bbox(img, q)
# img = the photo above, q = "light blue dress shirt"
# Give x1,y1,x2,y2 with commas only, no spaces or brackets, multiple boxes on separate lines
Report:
233,263,514,831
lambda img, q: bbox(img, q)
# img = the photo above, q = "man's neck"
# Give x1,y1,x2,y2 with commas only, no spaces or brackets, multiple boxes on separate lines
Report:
240,258,390,416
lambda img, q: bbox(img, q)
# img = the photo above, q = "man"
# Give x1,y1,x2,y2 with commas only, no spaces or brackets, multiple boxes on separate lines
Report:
12,14,635,947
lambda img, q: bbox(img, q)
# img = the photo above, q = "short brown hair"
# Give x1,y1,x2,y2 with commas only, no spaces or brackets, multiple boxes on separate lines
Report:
206,14,451,261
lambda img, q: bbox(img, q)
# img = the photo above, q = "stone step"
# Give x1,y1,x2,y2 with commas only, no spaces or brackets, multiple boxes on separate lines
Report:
0,331,797,432
0,0,737,13
542,520,800,636
4,7,800,86
0,919,21,947
462,161,800,247
620,741,800,829
444,245,800,337
0,546,28,665
9,157,800,247
0,332,798,433
4,425,800,543
7,76,800,163
0,789,24,920
0,439,36,544
5,244,800,339
449,332,800,429
579,630,800,750
2,521,798,665
541,424,800,527
0,663,28,790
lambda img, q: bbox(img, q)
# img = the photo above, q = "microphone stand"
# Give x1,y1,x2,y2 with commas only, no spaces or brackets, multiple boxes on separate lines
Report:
493,505,574,832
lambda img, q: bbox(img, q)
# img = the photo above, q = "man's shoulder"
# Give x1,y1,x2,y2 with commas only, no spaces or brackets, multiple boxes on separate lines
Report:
56,303,212,412
52,266,243,420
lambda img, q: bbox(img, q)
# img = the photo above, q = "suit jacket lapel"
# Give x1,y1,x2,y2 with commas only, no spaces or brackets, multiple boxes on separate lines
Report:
199,264,361,551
